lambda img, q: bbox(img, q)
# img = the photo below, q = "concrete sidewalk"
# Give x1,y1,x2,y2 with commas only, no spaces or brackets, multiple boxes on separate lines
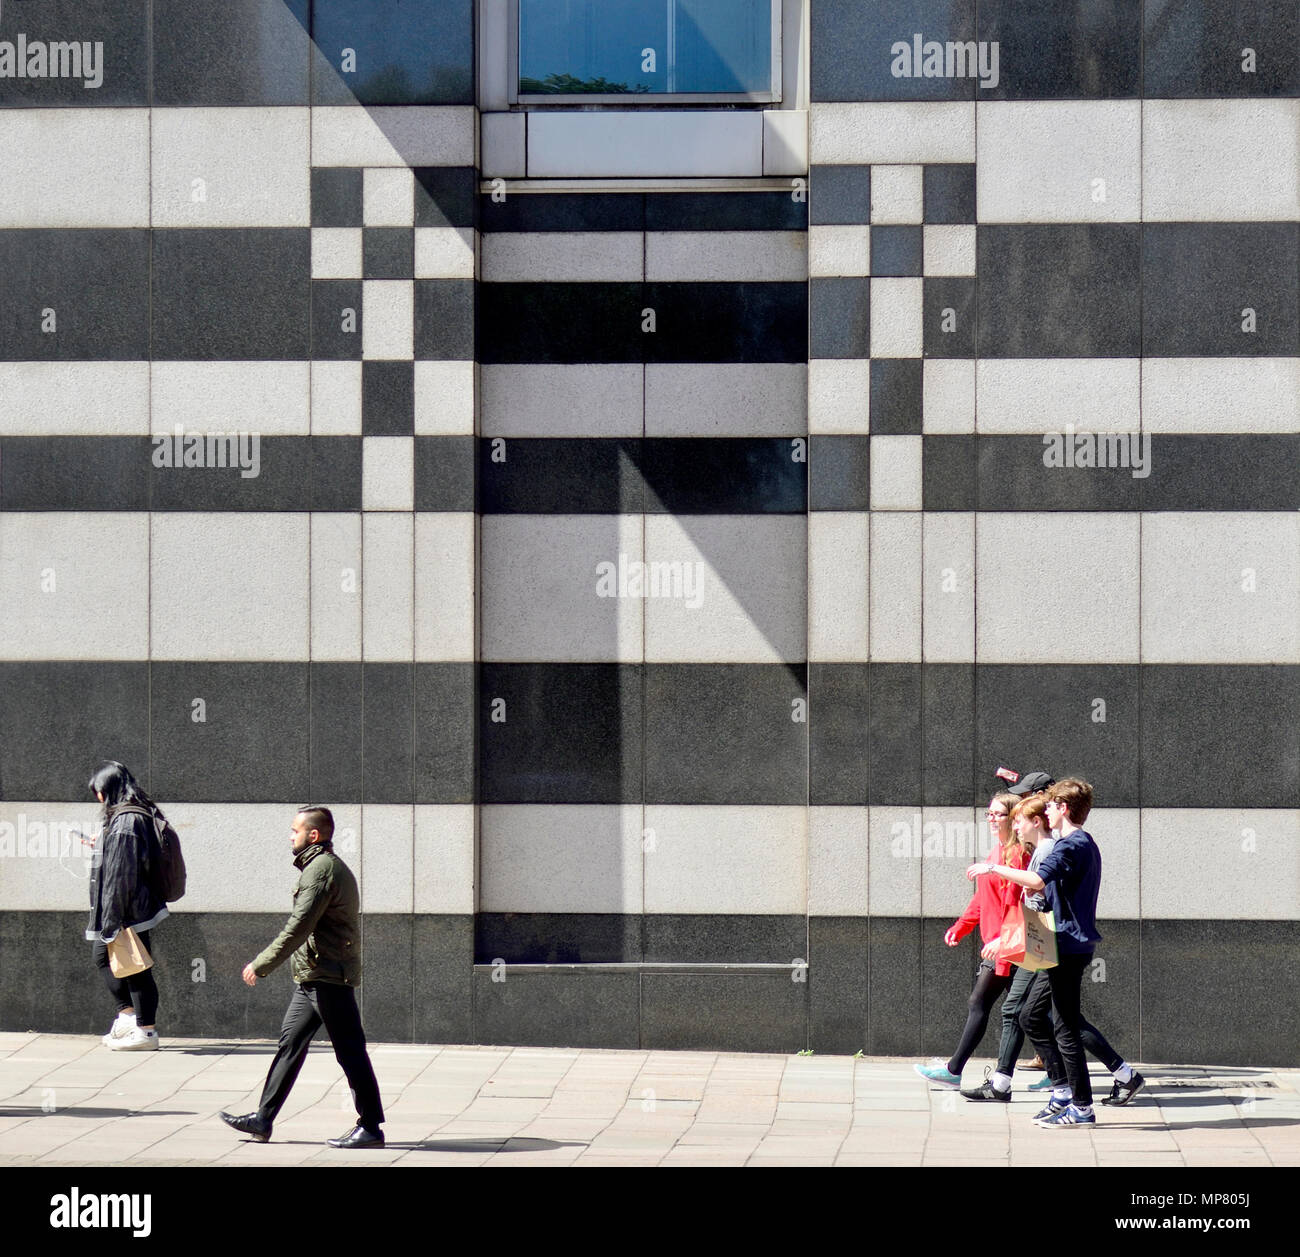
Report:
1,1033,1296,1167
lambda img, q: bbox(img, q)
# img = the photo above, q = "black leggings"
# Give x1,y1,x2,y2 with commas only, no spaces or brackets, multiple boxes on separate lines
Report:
92,929,158,1025
947,960,1012,1075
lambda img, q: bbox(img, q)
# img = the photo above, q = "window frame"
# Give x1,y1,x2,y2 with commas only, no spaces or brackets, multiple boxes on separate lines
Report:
509,0,783,105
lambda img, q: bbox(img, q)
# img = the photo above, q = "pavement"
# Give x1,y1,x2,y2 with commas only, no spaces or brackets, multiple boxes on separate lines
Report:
1,1032,1296,1167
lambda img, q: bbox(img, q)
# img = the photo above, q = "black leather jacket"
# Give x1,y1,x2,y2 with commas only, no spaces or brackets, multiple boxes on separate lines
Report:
85,807,169,944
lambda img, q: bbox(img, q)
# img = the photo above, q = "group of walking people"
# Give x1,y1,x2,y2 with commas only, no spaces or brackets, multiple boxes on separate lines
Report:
915,770,1144,1127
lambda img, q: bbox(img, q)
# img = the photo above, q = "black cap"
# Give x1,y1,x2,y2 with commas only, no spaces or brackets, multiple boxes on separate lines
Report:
999,769,1055,797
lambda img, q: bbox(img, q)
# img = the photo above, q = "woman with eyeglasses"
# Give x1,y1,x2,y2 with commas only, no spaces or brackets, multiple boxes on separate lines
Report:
914,792,1027,1091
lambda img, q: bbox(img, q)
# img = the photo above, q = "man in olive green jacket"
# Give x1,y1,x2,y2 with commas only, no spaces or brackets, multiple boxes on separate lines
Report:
218,806,384,1148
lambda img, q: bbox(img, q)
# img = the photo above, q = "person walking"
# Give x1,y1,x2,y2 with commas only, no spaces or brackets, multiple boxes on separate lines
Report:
219,806,385,1148
86,761,169,1052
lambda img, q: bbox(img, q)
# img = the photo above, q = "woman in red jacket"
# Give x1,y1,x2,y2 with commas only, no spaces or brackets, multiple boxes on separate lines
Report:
914,792,1027,1089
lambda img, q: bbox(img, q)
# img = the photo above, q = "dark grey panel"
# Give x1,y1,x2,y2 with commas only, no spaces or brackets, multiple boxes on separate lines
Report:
643,192,807,232
867,664,923,806
975,435,1143,512
1141,919,1300,1067
359,913,412,1043
415,168,478,229
311,280,364,359
644,664,806,805
977,0,1142,99
472,969,640,1049
476,282,642,364
311,0,474,106
414,436,475,511
643,283,807,364
149,663,309,803
310,663,363,804
1140,436,1300,511
640,972,808,1053
480,193,645,234
809,917,869,1055
149,437,317,512
153,230,310,361
477,438,638,513
636,438,807,513
870,359,923,435
810,277,870,359
976,665,1140,808
923,664,976,806
312,168,364,228
414,279,475,361
1140,667,1300,809
1143,0,1300,97
1077,918,1141,1072
812,0,977,102
363,361,414,436
642,915,807,964
920,926,1001,1067
1142,223,1299,357
413,914,474,1043
0,437,150,510
924,276,977,357
363,663,413,804
924,165,976,224
0,230,149,360
152,0,310,105
867,916,923,1054
362,228,414,281
977,225,1141,357
809,663,869,806
810,435,870,510
872,225,924,276
0,1,149,107
310,437,363,511
0,664,149,802
921,434,977,511
414,663,475,804
475,914,642,964
811,165,871,226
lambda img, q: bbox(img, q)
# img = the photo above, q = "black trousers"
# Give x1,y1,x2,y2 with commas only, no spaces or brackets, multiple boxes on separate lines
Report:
1020,951,1094,1106
91,929,158,1024
947,960,1012,1075
257,982,384,1131
1000,967,1125,1077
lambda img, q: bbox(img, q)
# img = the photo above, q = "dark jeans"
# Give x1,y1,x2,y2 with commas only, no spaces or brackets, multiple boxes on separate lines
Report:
947,960,1012,1076
1001,967,1125,1078
257,981,384,1132
1020,951,1094,1106
92,929,158,1025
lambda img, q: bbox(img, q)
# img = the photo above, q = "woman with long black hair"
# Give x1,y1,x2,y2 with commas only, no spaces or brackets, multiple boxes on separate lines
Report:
86,761,168,1050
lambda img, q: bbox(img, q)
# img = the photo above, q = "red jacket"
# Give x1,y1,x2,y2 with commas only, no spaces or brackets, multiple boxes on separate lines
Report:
950,846,1027,977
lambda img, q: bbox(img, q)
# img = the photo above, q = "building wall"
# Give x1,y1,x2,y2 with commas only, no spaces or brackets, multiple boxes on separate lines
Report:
0,0,1296,1064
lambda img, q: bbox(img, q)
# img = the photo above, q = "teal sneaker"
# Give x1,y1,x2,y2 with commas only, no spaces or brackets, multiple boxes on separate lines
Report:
1028,1074,1055,1091
914,1059,962,1089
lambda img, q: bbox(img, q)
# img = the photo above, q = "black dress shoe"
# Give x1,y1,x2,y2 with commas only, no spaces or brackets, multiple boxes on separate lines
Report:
219,1111,271,1142
327,1125,384,1149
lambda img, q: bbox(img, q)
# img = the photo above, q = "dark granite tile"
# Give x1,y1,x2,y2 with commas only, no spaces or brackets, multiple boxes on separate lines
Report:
363,361,414,436
978,225,1141,357
310,437,363,511
810,277,870,359
1076,918,1141,1070
1,437,150,510
477,438,638,514
924,165,977,224
1140,436,1300,511
359,914,412,1042
414,663,475,804
643,283,807,364
810,435,871,510
475,914,642,964
1141,919,1300,1066
414,168,478,229
924,276,977,358
809,916,869,1055
975,435,1144,512
479,193,645,234
644,192,807,232
413,914,474,1043
149,436,314,512
921,434,977,511
642,915,807,964
310,663,363,804
0,230,149,360
812,0,978,102
868,664,922,805
1143,0,1300,97
311,0,474,105
413,279,475,361
920,924,1000,1066
362,228,414,281
311,280,363,359
153,229,310,360
472,969,640,1049
477,283,643,365
872,225,924,276
312,168,364,228
640,972,808,1053
637,438,807,513
1143,223,1299,357
149,663,309,803
0,664,148,802
977,0,1142,99
645,664,807,805
0,1,149,107
923,664,975,806
810,664,869,806
867,916,923,1054
414,435,475,511
479,663,641,805
363,664,412,804
811,165,871,226
976,665,1141,808
1140,666,1300,809
870,360,923,435
153,0,309,105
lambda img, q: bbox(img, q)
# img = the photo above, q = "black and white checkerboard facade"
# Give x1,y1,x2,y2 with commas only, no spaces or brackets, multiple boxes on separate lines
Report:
0,1,1296,1064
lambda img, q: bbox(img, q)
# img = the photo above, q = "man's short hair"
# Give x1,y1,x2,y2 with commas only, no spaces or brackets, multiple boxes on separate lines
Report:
296,805,335,845
1046,779,1093,826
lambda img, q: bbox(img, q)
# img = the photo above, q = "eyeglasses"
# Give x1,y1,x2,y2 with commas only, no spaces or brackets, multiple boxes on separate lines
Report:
985,811,1007,819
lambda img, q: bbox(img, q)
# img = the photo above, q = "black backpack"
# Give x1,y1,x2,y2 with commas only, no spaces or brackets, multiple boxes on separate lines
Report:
111,804,187,903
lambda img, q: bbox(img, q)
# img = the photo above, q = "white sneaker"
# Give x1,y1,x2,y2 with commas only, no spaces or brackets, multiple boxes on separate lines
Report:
108,1026,159,1051
101,1012,136,1047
